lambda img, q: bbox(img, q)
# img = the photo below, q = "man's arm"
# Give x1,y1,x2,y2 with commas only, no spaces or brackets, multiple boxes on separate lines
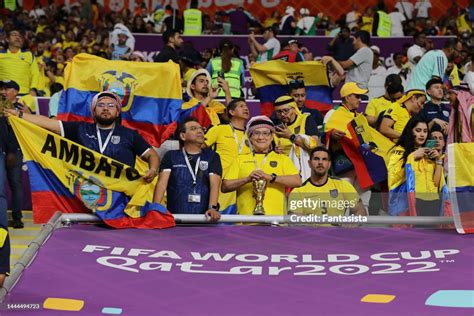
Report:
379,117,401,139
141,148,160,183
249,34,268,53
339,59,354,70
221,176,251,193
153,171,170,203
350,200,368,216
4,108,61,134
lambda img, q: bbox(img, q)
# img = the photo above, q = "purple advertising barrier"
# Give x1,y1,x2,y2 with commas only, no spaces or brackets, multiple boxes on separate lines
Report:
3,225,473,315
134,34,452,68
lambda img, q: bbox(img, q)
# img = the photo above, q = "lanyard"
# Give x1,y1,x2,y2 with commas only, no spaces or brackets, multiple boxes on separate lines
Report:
253,152,269,171
182,149,201,186
96,125,115,154
230,124,246,155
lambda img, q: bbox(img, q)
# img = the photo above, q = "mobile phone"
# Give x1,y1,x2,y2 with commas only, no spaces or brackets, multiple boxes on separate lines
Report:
425,139,436,149
217,71,225,79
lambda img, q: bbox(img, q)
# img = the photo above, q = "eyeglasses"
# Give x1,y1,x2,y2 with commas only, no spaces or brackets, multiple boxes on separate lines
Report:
275,107,292,115
288,79,305,89
96,103,116,108
252,131,272,137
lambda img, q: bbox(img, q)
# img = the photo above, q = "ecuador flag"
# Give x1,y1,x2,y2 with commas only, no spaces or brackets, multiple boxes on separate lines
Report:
9,116,175,229
57,53,182,147
250,60,332,117
448,143,474,234
325,109,394,190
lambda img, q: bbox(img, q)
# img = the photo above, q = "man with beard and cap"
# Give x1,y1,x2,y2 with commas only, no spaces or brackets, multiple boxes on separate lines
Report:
4,91,160,182
288,146,366,222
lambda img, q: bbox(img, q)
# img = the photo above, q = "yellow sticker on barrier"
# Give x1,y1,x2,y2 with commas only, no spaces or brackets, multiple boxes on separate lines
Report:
361,294,396,303
0,228,8,248
43,298,85,311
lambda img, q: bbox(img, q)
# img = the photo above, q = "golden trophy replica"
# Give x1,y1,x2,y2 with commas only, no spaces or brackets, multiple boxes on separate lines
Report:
252,179,267,215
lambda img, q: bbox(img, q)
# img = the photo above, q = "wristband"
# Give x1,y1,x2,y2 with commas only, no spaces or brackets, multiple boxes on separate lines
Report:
289,134,297,143
270,173,277,183
208,204,219,211
435,160,443,166
18,110,23,119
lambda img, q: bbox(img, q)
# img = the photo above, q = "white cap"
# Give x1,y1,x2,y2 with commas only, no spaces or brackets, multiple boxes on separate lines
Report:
370,45,380,54
285,6,295,15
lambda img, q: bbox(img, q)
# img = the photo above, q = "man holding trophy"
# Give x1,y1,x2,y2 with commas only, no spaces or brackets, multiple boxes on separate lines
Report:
222,116,301,215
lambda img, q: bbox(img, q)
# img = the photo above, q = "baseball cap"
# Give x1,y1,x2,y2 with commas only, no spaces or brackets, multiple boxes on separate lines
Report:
90,91,122,115
340,82,368,97
2,80,20,91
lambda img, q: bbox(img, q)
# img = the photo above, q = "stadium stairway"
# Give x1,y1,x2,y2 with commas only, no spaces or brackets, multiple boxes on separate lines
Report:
8,210,42,269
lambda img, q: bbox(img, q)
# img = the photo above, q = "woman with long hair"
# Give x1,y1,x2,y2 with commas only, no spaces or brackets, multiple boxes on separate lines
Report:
206,39,245,99
388,115,446,216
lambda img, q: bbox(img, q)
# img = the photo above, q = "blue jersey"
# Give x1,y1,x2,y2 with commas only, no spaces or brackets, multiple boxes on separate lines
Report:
160,148,222,214
60,121,151,167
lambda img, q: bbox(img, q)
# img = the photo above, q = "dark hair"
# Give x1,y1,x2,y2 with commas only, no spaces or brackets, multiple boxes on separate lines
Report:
50,83,64,95
177,116,200,146
219,39,234,73
385,74,404,95
163,28,180,45
425,77,443,90
288,79,305,93
393,52,404,60
444,37,460,49
413,32,425,41
394,115,428,167
310,146,331,160
354,30,371,45
226,98,245,119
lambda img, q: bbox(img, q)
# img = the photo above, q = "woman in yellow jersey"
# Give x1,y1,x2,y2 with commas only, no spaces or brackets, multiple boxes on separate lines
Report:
388,116,445,216
222,116,301,216
380,89,426,141
204,99,251,214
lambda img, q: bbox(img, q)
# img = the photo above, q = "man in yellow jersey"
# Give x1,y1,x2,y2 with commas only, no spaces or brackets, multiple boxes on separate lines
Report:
379,89,426,140
183,69,231,126
288,146,366,224
365,74,404,127
0,30,39,95
273,95,319,181
222,116,301,216
204,99,251,214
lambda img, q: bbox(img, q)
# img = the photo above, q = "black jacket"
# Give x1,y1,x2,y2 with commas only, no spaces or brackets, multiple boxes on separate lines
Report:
0,117,17,155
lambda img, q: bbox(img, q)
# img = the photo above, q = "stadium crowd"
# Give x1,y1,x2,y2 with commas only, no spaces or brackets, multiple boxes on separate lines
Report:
0,0,473,285
0,1,474,222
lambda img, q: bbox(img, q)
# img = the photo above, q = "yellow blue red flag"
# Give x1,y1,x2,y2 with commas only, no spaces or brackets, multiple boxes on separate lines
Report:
448,143,474,234
250,60,332,117
9,116,175,229
57,53,182,147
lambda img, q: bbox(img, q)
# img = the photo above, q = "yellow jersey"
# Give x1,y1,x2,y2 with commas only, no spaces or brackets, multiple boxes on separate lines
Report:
384,102,411,137
0,49,40,94
365,96,393,119
289,177,359,217
224,151,299,215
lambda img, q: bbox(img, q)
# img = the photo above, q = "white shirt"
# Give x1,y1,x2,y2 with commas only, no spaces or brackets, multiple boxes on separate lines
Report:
257,37,280,63
346,11,358,29
395,1,414,19
368,64,388,100
389,11,406,36
415,0,432,18
407,44,426,64
387,65,409,88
